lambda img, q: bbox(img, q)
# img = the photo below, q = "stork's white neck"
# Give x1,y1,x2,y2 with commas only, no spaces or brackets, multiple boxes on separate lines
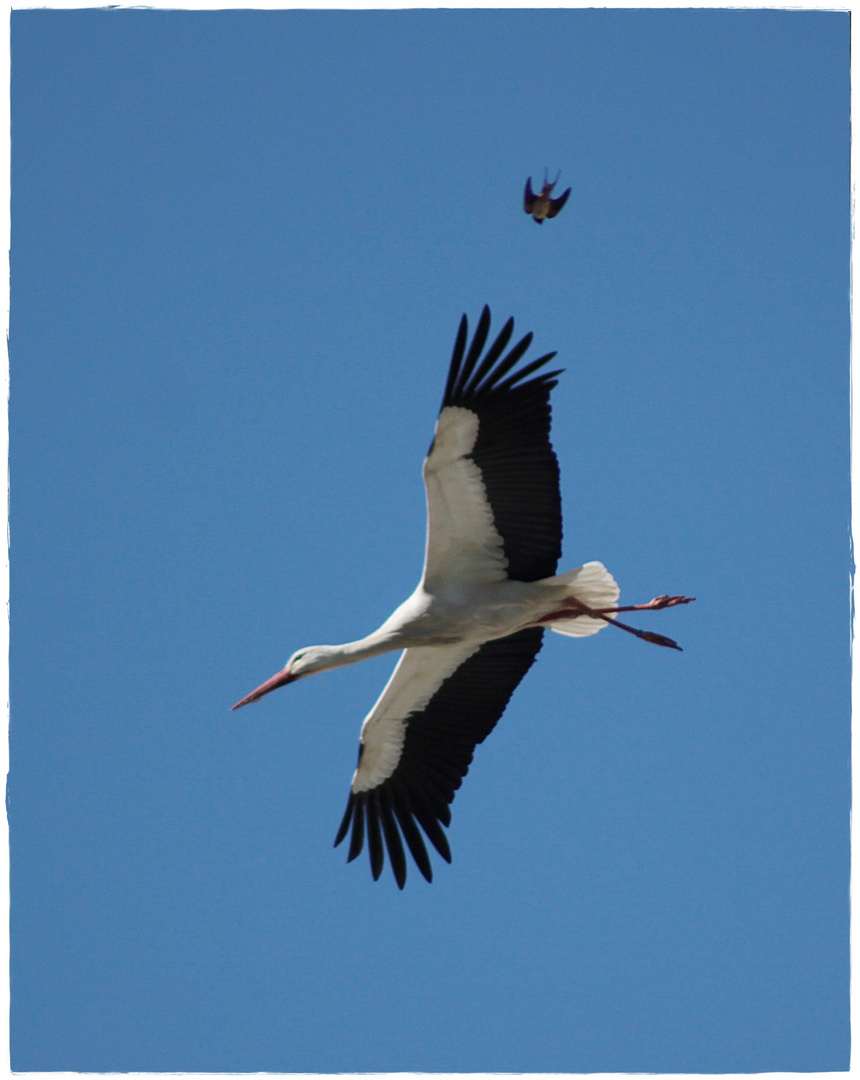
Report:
290,630,402,679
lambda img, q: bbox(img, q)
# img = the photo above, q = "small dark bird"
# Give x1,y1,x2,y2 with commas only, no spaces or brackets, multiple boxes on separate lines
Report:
524,169,571,224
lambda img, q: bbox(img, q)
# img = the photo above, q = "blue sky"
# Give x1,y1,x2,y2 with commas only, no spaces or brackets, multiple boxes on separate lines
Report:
10,7,849,1073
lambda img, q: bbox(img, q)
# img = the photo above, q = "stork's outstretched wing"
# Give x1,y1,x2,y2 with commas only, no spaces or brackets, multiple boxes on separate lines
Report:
422,306,564,587
334,627,544,888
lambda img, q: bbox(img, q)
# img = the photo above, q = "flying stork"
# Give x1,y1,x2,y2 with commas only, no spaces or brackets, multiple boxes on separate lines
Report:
524,169,571,223
233,307,693,888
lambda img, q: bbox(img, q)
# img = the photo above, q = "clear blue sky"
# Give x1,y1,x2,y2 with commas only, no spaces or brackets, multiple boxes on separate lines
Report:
10,8,849,1073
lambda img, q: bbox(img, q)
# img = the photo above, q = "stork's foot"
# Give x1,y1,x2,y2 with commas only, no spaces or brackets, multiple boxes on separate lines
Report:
643,594,695,610
603,594,696,615
637,629,683,651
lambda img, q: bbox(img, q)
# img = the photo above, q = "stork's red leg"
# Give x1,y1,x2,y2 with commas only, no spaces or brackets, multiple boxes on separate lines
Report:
540,595,695,651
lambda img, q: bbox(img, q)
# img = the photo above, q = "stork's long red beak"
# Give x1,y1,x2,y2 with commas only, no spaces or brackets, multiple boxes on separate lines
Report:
232,667,295,710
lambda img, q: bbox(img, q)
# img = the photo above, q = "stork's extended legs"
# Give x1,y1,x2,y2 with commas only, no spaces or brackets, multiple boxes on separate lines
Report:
540,594,695,651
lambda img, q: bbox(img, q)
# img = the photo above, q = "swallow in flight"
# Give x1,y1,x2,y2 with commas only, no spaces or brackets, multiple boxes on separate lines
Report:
524,169,571,224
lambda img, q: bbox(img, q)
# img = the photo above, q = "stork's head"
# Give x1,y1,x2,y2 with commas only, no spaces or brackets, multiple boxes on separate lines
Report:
231,645,337,709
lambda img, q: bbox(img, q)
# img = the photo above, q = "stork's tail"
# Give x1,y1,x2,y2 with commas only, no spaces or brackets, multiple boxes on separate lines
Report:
546,561,620,637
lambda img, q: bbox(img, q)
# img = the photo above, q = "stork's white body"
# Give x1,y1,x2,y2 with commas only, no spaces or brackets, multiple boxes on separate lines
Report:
357,568,616,654
350,559,619,794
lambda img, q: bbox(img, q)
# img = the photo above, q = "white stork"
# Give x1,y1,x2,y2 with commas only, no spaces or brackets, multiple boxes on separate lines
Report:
233,308,693,888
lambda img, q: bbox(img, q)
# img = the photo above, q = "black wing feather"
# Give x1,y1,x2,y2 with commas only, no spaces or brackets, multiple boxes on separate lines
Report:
472,332,534,397
392,787,434,883
334,628,544,887
334,792,354,847
467,316,515,391
379,789,408,889
451,305,491,399
495,351,558,391
366,791,385,880
442,314,469,406
346,797,365,862
399,778,452,861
